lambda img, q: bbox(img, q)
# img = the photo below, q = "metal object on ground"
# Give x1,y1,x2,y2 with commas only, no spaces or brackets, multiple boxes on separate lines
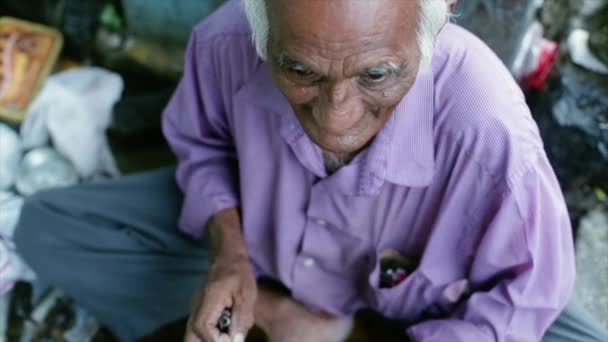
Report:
7,281,33,342
217,309,231,333
63,305,100,342
31,296,76,341
0,290,8,340
15,147,78,196
20,288,64,342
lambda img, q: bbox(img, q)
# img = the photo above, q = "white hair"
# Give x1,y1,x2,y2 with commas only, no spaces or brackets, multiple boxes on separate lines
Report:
242,0,450,70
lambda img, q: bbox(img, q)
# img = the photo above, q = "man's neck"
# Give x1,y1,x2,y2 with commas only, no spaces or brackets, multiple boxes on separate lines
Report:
323,151,354,175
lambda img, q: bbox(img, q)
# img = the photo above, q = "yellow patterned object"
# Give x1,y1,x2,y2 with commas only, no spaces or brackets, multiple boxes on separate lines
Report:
0,17,63,123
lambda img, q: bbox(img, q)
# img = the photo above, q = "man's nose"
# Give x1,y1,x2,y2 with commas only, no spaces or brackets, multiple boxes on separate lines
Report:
327,79,348,107
315,81,361,132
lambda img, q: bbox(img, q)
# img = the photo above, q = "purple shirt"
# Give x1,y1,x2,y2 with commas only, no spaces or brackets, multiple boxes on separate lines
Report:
162,1,575,340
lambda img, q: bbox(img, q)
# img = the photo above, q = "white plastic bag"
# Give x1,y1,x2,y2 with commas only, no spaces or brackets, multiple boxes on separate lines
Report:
0,191,35,294
21,67,123,179
0,124,22,190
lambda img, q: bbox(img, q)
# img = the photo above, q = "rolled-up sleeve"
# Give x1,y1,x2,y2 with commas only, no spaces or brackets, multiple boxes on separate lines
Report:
407,155,576,341
162,30,239,238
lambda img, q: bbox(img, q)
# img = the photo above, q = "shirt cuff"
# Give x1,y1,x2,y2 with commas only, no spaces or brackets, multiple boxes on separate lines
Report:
178,190,239,239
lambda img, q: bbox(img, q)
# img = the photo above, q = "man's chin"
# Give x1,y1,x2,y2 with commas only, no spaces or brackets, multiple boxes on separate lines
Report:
301,123,367,154
313,136,365,155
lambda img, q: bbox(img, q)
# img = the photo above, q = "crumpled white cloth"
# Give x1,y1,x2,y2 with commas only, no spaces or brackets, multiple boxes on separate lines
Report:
0,123,22,190
20,67,123,179
0,191,35,294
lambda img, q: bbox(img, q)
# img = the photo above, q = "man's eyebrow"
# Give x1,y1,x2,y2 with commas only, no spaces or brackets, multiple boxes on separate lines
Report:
364,62,406,76
275,53,313,71
274,53,406,77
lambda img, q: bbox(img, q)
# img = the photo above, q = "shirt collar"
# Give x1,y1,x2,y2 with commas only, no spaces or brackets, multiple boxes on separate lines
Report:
236,62,436,192
235,62,291,115
374,66,436,188
235,64,328,177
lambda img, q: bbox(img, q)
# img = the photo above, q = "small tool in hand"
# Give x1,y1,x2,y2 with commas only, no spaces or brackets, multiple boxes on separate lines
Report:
217,308,232,334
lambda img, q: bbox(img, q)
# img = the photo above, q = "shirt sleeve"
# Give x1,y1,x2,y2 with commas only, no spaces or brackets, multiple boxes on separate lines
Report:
407,155,576,341
162,30,239,239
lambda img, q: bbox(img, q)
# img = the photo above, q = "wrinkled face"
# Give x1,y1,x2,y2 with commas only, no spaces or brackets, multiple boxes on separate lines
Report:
267,0,421,154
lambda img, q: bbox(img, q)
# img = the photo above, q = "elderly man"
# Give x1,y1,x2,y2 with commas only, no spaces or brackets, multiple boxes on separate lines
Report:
14,0,608,341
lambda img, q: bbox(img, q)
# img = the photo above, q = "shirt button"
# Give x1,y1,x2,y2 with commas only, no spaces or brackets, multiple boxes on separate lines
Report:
303,257,316,267
315,218,327,226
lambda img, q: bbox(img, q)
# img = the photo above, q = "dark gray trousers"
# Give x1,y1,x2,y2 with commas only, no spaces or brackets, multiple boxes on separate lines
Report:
13,167,607,342
14,167,208,341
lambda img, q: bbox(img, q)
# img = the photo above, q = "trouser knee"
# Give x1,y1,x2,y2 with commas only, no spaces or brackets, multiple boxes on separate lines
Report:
14,190,64,273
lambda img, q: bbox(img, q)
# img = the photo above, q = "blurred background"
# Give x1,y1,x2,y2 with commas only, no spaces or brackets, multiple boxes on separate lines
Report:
0,0,606,341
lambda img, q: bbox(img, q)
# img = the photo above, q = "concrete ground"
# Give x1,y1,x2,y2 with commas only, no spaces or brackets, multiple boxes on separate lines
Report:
573,209,608,332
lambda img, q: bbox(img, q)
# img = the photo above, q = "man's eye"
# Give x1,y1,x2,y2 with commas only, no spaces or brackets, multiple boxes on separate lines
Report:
288,67,315,78
362,72,387,83
282,65,322,84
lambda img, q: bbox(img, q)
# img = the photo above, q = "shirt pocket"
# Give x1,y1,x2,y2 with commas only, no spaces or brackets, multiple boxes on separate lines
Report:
365,255,433,321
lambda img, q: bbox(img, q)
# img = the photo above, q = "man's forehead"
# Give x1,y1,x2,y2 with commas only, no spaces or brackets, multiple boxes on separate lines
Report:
266,0,419,15
266,0,419,68
266,0,419,41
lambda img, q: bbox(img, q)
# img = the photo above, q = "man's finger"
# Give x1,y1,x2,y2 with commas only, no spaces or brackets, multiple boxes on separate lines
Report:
199,319,224,342
229,312,252,341
184,330,202,342
184,316,203,342
198,295,231,340
218,335,232,342
233,332,245,342
188,309,221,342
186,316,208,342
229,297,255,341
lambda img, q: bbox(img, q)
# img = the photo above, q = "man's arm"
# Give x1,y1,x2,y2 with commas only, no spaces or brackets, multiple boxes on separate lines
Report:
186,208,257,342
406,155,575,341
162,23,258,341
162,27,240,240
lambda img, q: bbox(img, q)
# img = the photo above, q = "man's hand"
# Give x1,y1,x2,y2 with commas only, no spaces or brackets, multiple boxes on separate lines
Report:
184,208,257,342
185,255,257,342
